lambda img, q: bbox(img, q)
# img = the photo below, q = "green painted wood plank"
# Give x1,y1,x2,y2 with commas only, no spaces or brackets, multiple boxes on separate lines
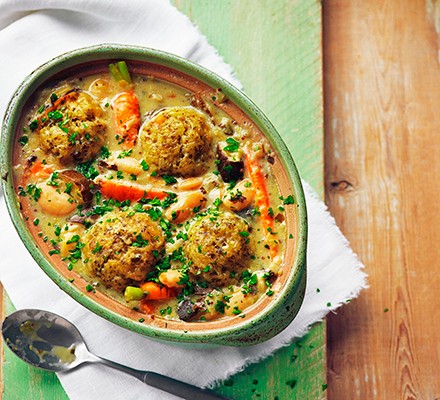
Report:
2,1,325,399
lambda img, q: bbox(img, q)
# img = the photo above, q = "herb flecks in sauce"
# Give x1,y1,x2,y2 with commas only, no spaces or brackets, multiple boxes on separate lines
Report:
14,61,289,323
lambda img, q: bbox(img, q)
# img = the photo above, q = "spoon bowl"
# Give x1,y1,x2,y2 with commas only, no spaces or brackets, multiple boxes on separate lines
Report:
2,309,228,400
2,309,85,372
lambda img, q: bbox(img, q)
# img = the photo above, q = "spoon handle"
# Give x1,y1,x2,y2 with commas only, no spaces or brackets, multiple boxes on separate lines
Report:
95,356,229,400
143,371,230,400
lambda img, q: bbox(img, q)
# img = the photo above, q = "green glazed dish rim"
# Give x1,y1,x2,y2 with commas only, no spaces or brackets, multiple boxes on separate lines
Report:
0,44,307,346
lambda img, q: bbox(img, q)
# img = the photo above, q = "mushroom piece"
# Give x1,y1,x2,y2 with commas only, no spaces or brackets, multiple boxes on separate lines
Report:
216,144,244,183
177,297,206,322
58,170,93,204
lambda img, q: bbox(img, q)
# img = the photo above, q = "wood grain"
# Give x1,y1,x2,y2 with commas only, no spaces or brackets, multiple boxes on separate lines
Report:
324,1,440,399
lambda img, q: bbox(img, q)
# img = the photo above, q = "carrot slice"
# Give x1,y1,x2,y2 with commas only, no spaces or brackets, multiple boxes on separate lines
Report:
111,91,141,147
244,150,278,259
98,180,167,202
139,299,156,314
27,160,53,179
140,281,177,300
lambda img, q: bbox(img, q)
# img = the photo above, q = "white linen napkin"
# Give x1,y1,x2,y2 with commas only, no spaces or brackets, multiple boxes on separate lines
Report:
0,1,367,399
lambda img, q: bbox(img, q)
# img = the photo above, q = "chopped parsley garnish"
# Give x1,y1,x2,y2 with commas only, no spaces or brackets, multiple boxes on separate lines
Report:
64,182,73,195
131,234,149,247
140,160,149,171
99,146,110,159
68,132,78,144
50,93,58,102
88,204,114,216
176,231,188,241
161,192,178,208
117,149,133,158
250,207,261,217
62,241,85,267
29,120,38,131
92,243,102,254
85,284,95,292
232,307,242,315
162,175,177,185
160,306,172,316
223,165,233,173
214,300,226,314
146,207,162,221
213,198,222,208
66,235,80,244
46,171,60,187
76,161,99,180
26,184,42,201
223,137,240,152
48,110,63,120
283,195,295,205
241,270,258,294
229,188,243,202
18,136,28,146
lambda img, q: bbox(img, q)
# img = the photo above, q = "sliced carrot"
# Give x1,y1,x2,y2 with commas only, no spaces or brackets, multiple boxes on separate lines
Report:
244,150,278,259
140,281,177,300
98,180,167,202
27,160,53,179
139,299,156,314
111,91,140,147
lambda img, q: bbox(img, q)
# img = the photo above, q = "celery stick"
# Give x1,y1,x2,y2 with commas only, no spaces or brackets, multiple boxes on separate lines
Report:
109,63,123,81
124,286,145,301
117,61,132,83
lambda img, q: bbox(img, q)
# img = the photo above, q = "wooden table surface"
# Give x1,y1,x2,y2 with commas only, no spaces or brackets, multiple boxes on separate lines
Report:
324,1,440,399
3,1,439,399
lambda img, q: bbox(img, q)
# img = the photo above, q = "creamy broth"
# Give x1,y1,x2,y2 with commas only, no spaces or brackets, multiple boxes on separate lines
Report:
13,61,295,322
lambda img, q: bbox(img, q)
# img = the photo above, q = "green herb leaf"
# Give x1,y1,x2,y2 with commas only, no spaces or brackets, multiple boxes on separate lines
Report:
140,160,149,171
162,175,177,185
99,146,110,159
29,120,38,131
223,137,240,152
76,161,99,180
18,136,28,146
283,195,295,205
48,110,63,120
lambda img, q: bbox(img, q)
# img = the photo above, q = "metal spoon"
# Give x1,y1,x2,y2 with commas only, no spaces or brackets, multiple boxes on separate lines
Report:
2,309,229,400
